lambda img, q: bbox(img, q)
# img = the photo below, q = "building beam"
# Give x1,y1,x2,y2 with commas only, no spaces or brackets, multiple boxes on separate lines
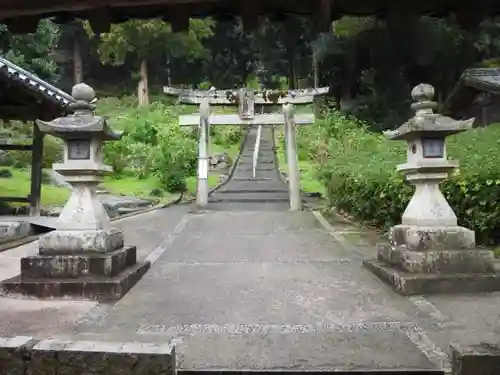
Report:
313,0,333,34
168,5,189,32
241,0,260,33
86,7,111,33
29,123,44,216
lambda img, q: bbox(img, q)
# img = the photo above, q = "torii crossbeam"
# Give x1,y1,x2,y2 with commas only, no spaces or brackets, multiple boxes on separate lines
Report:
164,86,329,210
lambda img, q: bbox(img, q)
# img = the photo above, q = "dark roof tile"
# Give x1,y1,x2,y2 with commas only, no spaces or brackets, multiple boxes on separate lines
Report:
0,56,74,108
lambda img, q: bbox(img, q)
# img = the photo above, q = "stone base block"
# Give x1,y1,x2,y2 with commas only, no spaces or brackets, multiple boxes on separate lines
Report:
20,245,137,279
377,244,495,274
0,221,32,245
29,338,175,375
451,342,500,375
390,225,475,251
39,228,124,254
0,261,150,301
363,259,500,296
0,336,175,375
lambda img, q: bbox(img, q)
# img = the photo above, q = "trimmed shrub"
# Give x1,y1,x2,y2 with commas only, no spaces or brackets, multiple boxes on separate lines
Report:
299,110,500,245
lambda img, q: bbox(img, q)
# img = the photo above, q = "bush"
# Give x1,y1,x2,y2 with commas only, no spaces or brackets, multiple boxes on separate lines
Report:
103,101,197,193
300,110,500,245
212,125,243,146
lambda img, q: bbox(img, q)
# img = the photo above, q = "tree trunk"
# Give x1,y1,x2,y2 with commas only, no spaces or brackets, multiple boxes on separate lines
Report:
288,54,297,90
340,42,357,111
137,59,149,106
73,39,83,84
166,57,171,87
313,53,319,88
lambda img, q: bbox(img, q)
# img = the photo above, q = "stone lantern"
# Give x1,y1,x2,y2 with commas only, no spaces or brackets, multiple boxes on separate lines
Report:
0,83,149,300
38,83,120,231
363,83,500,295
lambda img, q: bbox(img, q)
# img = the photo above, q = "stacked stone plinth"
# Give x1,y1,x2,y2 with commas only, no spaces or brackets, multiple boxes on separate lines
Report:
0,83,149,301
363,83,500,295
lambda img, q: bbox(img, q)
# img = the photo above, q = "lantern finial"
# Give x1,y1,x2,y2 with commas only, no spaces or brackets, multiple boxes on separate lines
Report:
70,83,96,114
411,83,437,116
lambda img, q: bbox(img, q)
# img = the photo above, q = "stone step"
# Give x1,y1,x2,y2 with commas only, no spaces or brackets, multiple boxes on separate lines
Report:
207,201,291,211
238,160,277,169
231,177,279,181
238,166,277,172
233,171,279,181
172,329,441,372
218,180,287,191
216,188,288,194
238,156,275,161
241,148,274,152
239,155,275,160
209,192,290,203
232,174,280,180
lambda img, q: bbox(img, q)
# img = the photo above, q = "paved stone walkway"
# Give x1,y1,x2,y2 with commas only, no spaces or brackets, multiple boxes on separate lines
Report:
60,210,443,372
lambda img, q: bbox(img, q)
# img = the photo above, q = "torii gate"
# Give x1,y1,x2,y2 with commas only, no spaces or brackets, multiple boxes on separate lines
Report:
163,86,329,210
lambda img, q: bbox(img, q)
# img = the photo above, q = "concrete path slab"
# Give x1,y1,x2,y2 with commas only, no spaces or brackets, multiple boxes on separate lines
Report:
66,210,443,371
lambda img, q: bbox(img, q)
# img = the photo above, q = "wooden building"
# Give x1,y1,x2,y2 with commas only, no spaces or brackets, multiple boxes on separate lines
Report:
0,56,74,215
444,68,500,127
0,0,498,35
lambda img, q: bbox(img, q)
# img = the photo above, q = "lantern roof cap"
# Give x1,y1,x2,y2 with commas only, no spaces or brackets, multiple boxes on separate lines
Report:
36,83,122,141
383,83,474,141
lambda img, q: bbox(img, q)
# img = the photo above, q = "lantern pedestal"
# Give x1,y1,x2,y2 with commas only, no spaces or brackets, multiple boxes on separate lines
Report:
0,83,150,301
363,83,500,295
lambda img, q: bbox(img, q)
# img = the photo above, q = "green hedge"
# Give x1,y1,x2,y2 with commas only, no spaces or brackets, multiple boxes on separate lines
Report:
302,111,500,245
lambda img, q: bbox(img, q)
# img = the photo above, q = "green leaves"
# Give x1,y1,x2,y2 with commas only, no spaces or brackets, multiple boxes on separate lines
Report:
88,18,214,67
299,109,500,245
0,19,60,82
103,101,197,192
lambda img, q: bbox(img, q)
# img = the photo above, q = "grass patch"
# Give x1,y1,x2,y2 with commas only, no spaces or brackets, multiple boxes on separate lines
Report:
274,129,326,196
102,175,178,203
0,167,69,207
0,167,183,209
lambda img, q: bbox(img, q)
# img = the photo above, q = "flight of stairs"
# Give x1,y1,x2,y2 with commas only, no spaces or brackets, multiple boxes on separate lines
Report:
208,125,290,210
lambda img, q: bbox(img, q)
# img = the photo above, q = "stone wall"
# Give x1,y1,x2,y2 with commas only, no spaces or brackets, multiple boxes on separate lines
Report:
0,336,175,375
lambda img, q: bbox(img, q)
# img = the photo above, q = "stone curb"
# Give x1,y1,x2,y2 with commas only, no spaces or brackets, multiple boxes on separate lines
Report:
0,193,184,253
111,193,184,223
311,210,367,258
0,336,175,375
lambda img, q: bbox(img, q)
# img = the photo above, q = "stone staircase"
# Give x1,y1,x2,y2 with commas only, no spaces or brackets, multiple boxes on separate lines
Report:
209,125,290,210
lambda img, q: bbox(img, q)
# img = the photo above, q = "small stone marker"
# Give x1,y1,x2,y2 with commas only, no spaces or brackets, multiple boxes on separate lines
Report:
0,83,150,301
363,83,500,295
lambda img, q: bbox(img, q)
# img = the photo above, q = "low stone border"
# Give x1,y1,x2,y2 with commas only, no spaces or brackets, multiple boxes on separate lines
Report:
0,336,175,375
451,342,500,375
0,193,184,253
